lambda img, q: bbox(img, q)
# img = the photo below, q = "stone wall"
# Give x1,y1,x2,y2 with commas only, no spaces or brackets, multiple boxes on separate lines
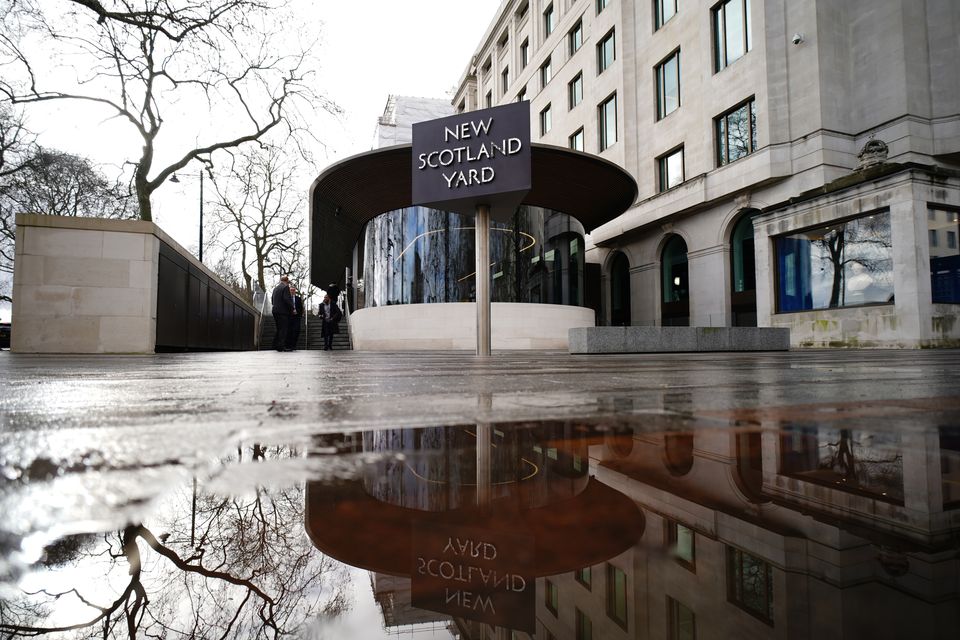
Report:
350,302,594,350
12,214,256,354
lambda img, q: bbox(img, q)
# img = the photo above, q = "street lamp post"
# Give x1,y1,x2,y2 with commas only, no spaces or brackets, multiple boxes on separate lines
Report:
170,169,204,263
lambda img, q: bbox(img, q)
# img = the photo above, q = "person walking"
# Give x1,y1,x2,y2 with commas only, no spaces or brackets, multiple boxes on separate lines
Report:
271,275,295,351
287,286,304,350
319,293,343,351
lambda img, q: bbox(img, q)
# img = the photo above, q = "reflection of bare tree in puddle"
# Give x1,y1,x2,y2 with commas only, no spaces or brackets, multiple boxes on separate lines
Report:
0,445,349,637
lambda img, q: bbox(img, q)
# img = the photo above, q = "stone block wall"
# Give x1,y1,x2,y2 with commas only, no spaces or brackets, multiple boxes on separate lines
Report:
12,214,255,354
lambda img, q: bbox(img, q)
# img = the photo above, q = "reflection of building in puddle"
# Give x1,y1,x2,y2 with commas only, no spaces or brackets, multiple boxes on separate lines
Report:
576,417,960,640
370,573,454,633
305,422,644,634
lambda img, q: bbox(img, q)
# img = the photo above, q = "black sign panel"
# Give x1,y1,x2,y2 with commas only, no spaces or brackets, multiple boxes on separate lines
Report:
412,102,531,222
411,523,535,632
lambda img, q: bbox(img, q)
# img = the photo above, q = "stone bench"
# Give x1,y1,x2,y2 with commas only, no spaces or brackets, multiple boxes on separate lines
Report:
568,326,790,354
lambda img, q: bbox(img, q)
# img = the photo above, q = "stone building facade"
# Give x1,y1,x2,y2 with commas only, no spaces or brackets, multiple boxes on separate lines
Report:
453,0,960,347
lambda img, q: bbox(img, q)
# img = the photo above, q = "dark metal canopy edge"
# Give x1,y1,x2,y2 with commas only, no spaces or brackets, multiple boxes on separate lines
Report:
309,144,637,288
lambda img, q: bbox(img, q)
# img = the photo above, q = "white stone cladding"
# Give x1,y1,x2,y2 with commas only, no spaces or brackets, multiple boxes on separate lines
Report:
454,0,960,347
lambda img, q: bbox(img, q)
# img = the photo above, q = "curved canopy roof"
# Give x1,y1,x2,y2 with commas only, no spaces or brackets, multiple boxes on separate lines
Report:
309,143,637,287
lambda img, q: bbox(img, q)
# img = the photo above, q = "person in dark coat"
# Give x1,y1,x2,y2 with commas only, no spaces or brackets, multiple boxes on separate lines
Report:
271,275,294,351
287,286,304,350
319,293,343,351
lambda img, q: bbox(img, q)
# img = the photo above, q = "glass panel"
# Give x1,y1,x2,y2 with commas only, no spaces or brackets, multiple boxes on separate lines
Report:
521,40,529,67
727,547,773,623
599,31,615,73
775,211,894,312
674,524,695,564
714,6,725,71
929,208,960,303
570,74,583,108
606,564,627,626
725,0,746,65
745,0,753,52
732,214,756,292
600,94,617,149
727,104,750,161
544,3,554,35
660,148,683,190
781,425,904,502
570,21,583,53
717,116,727,164
570,128,584,151
670,598,696,640
663,53,680,115
361,206,584,308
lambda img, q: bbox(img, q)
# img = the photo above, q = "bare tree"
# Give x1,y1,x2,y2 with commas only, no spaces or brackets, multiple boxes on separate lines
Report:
0,446,350,637
207,145,307,296
0,0,336,222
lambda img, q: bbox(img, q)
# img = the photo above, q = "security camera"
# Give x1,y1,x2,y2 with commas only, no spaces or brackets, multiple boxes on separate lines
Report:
792,33,804,45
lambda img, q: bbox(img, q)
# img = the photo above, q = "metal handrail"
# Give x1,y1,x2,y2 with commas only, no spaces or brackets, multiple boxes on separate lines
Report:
338,288,353,350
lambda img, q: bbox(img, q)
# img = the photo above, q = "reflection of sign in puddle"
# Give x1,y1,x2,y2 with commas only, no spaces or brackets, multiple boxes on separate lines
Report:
412,525,535,632
305,422,645,631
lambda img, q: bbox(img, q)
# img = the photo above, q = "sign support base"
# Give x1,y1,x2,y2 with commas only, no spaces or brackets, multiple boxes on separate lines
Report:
475,204,491,357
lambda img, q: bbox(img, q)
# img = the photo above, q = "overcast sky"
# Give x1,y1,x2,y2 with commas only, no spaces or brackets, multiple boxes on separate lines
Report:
0,0,502,322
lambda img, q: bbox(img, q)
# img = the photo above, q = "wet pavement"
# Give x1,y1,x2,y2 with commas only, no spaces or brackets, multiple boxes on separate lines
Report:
0,348,958,638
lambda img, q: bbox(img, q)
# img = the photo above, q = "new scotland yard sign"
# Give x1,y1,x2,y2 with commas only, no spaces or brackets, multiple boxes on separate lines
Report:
412,101,531,222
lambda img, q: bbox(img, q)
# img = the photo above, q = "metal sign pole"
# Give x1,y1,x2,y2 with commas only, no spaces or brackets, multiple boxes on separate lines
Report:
475,204,491,356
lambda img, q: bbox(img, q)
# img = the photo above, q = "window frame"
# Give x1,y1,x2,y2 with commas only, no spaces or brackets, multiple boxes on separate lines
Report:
665,519,696,570
713,0,752,72
485,90,493,109
575,607,593,640
540,103,553,136
575,565,592,589
521,38,530,67
544,2,555,37
605,563,628,630
657,146,685,192
598,92,618,151
568,72,584,109
597,0,610,14
715,96,757,166
667,596,697,640
655,48,681,119
545,578,559,615
726,546,774,625
569,19,583,55
516,85,527,102
655,0,679,29
597,28,616,74
502,66,510,94
540,56,553,88
569,127,585,151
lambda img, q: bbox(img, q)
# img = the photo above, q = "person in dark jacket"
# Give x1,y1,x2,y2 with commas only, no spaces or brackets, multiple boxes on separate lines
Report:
319,293,343,351
271,275,294,351
287,286,304,350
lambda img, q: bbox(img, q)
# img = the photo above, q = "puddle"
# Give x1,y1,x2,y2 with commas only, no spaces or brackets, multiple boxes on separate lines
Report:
1,418,959,638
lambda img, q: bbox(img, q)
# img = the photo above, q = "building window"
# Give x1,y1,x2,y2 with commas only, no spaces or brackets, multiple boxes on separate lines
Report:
666,520,695,569
656,50,680,119
517,1,529,19
716,97,757,165
540,57,553,87
540,103,552,135
775,211,894,312
521,38,529,67
499,31,509,51
714,0,752,72
929,206,960,303
575,565,592,589
606,563,628,629
668,597,696,640
502,67,510,94
517,85,527,102
545,578,559,615
568,72,583,109
655,0,678,29
457,100,465,114
575,608,593,640
569,19,583,55
569,127,584,151
657,147,684,191
726,546,774,625
597,0,610,13
485,90,493,109
597,28,616,74
599,93,617,150
544,2,555,37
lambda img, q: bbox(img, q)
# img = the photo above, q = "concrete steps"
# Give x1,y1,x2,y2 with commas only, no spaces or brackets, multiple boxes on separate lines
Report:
259,314,352,351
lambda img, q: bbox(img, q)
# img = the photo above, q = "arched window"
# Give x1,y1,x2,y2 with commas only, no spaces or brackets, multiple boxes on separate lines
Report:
663,434,694,476
610,251,631,326
730,211,759,326
661,235,689,326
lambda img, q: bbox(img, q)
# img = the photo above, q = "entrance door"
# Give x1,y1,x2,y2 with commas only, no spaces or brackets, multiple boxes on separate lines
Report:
610,252,631,326
661,235,689,326
730,212,758,326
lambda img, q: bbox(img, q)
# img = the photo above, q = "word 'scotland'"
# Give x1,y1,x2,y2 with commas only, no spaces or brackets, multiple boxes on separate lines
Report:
416,117,525,189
